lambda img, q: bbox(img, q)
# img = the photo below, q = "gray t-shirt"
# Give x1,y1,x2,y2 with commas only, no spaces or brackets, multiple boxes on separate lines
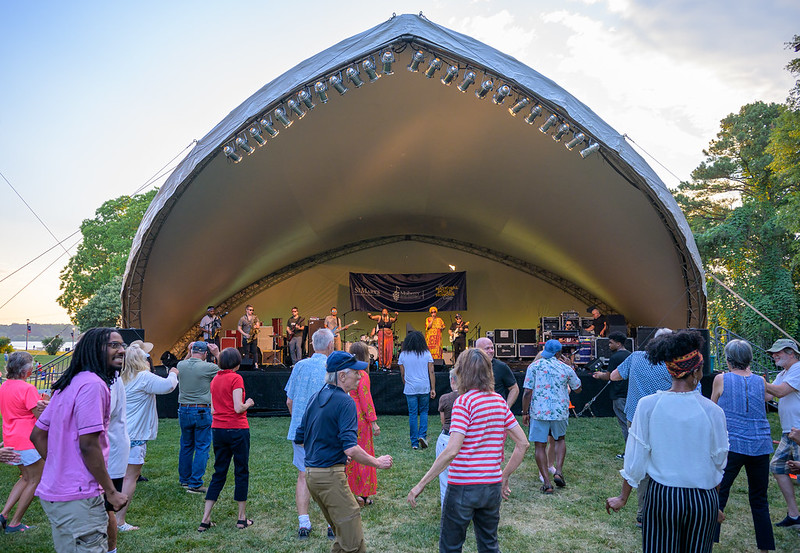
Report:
177,357,219,404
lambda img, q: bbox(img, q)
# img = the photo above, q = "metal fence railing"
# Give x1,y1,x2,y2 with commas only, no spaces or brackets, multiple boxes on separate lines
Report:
29,350,73,392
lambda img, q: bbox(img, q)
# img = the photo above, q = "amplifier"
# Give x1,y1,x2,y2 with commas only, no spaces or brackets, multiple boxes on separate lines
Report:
518,343,539,358
261,350,282,365
494,329,515,344
540,317,559,332
635,327,659,350
495,344,516,358
516,329,537,343
485,331,494,340
595,337,635,359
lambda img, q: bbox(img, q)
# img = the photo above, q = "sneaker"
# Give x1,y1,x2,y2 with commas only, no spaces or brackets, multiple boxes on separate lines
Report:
187,486,208,494
776,514,800,527
419,437,428,449
298,527,311,540
180,483,188,488
616,454,625,460
412,445,419,450
327,526,335,540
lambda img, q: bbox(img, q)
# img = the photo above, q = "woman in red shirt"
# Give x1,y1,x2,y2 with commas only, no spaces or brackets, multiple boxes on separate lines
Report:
0,352,48,532
198,348,255,532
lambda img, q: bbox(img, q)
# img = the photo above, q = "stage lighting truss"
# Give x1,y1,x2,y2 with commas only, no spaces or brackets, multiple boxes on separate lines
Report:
222,42,603,164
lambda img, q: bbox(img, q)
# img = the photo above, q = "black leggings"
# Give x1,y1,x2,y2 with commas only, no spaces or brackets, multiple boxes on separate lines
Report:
206,428,250,502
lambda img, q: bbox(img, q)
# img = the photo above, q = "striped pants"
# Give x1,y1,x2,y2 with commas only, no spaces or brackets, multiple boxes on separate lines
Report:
643,480,719,553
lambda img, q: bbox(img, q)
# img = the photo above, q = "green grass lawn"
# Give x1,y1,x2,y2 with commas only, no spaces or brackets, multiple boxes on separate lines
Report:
1,414,798,552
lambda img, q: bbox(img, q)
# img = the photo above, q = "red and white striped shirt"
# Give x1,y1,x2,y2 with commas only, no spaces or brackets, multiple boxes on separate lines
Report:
448,390,518,485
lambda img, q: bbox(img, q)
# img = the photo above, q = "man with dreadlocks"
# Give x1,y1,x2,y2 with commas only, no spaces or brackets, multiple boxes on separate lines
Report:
31,328,129,553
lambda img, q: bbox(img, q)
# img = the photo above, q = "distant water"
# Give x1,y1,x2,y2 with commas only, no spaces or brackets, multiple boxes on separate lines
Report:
10,341,73,352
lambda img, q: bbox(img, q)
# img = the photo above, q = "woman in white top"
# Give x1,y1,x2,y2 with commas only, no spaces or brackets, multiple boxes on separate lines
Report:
398,331,435,450
605,330,728,553
115,344,179,531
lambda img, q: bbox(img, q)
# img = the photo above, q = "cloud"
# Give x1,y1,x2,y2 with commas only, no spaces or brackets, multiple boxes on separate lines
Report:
447,10,537,60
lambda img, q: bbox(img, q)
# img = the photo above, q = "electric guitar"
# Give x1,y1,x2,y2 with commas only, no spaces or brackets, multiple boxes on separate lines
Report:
450,321,471,344
331,320,359,336
285,317,305,341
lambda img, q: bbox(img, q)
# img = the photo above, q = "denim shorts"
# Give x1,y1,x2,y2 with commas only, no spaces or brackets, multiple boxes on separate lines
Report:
529,419,568,443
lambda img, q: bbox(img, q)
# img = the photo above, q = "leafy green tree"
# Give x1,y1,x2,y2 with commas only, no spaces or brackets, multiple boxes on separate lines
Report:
42,336,64,355
675,102,798,345
58,190,157,320
74,275,123,331
784,34,800,110
0,337,12,354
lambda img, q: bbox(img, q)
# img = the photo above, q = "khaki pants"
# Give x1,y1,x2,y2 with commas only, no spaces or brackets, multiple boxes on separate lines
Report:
305,465,365,553
334,335,342,351
40,495,108,553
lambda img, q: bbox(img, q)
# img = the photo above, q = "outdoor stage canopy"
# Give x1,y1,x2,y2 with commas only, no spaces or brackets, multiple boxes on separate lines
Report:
122,13,706,356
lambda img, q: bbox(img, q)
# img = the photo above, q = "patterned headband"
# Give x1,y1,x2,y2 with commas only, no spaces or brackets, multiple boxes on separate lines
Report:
665,349,703,379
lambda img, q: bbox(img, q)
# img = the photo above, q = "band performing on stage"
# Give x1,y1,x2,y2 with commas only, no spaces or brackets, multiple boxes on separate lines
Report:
198,303,616,371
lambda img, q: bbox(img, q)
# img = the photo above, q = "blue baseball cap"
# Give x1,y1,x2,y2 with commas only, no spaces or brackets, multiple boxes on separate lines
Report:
541,339,562,359
326,350,368,373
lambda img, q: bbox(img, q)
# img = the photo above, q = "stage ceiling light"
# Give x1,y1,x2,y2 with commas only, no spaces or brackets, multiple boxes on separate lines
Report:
298,89,315,110
362,59,379,82
248,125,266,146
329,73,348,95
408,50,425,72
508,98,529,116
346,67,364,88
457,71,475,92
223,144,241,163
441,65,458,85
234,136,254,155
287,99,306,119
424,57,442,78
565,132,585,150
448,264,456,271
314,81,329,104
274,106,293,128
552,123,570,141
475,79,493,99
258,116,279,137
580,143,601,158
539,114,558,134
524,104,543,124
493,85,510,105
381,51,395,74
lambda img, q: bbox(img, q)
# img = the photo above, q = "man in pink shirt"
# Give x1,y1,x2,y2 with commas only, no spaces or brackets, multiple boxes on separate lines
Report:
31,328,129,553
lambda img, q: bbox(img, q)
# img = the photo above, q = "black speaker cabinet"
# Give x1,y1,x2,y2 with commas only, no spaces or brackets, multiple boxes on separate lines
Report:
495,344,516,358
688,328,712,375
635,327,659,350
118,328,145,344
595,337,634,359
518,343,539,358
516,329,537,343
540,317,559,332
306,317,325,354
493,329,515,344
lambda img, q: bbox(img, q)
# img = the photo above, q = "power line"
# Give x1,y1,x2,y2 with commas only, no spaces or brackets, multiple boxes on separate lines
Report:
0,230,80,284
0,240,80,311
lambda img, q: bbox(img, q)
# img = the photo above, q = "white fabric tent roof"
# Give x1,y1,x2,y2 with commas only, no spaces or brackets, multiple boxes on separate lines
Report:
123,14,705,355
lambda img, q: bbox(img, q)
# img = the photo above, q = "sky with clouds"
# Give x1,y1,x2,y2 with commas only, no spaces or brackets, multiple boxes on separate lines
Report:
0,0,797,325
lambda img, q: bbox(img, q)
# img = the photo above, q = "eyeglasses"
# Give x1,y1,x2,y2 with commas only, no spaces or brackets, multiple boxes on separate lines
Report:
107,342,127,351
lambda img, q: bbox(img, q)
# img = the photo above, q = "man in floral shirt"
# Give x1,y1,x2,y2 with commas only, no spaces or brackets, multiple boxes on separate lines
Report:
522,339,581,493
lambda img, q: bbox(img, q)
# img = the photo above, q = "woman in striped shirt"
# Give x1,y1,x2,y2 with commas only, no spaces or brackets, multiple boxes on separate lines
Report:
407,348,529,553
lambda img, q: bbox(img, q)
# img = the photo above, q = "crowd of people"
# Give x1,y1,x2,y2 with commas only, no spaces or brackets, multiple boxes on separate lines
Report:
1,325,800,553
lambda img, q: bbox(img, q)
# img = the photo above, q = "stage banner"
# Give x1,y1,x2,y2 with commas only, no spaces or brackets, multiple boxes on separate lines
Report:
349,272,467,312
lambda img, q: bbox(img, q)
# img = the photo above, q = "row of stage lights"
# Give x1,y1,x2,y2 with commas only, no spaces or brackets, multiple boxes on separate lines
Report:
222,46,601,163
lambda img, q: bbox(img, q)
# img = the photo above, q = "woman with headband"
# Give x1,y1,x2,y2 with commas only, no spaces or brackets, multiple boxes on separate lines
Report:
605,330,728,553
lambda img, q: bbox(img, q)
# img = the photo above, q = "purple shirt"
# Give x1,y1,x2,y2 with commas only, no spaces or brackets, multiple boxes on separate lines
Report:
35,371,110,502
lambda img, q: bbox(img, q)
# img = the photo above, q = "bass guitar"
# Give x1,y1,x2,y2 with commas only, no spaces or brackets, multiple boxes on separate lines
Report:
331,320,359,336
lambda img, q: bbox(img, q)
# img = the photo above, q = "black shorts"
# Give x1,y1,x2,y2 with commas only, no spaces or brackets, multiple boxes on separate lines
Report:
104,477,125,512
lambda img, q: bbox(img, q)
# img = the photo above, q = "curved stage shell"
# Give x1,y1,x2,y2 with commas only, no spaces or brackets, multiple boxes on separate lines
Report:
122,14,705,355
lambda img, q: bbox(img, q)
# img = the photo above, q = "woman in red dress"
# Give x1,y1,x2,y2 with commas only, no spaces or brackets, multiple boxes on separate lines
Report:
367,308,397,369
345,342,380,506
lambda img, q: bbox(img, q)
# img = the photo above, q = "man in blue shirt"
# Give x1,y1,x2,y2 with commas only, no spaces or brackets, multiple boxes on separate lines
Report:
285,328,334,538
295,351,393,553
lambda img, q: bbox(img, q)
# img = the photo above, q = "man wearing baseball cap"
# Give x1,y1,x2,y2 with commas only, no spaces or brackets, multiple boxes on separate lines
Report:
764,338,800,527
295,351,393,552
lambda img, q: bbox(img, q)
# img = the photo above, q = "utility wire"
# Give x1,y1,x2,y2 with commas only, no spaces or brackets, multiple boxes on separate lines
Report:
0,240,80,311
0,170,71,257
0,230,80,284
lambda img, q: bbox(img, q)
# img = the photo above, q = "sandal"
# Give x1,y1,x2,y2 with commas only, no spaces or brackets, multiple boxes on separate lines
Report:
236,519,254,529
553,472,566,487
197,521,216,532
540,484,554,494
363,497,373,506
117,522,139,532
5,523,31,533
0,514,6,531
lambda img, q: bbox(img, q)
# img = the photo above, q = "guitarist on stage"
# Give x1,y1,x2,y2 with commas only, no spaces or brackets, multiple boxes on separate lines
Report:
199,305,222,347
285,307,305,366
448,314,470,362
237,305,261,368
324,307,358,351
